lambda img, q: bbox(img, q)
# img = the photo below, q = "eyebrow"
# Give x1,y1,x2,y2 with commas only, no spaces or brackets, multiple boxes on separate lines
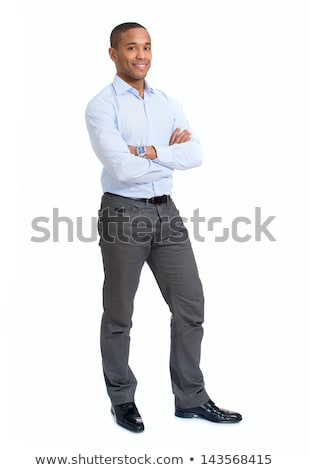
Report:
125,41,151,46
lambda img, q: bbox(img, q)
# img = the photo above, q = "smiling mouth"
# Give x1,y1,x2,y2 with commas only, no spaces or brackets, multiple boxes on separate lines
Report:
132,64,148,70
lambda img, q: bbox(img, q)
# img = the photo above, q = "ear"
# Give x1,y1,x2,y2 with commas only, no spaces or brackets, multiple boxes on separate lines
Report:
109,47,117,63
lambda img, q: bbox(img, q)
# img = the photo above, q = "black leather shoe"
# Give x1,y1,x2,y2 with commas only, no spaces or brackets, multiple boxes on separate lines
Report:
175,399,242,423
111,402,144,433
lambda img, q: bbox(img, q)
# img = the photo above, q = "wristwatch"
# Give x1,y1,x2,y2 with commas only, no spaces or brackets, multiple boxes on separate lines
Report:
136,146,147,158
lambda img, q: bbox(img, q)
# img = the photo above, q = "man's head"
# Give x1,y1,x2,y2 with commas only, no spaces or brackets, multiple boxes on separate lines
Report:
109,22,152,85
110,22,146,49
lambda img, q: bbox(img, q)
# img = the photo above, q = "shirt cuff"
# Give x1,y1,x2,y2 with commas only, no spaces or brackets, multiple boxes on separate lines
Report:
154,145,175,164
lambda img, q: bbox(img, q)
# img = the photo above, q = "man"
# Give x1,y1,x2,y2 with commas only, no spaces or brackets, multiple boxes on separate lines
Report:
85,22,242,433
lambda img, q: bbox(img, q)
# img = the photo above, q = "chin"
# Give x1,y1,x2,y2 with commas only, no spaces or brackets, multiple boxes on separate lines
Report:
132,73,148,80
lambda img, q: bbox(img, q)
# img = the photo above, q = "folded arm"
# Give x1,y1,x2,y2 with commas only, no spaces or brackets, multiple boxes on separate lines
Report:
127,97,204,170
85,100,173,184
128,126,202,170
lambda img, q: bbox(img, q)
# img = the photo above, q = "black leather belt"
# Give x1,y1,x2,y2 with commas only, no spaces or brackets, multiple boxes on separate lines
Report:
146,195,171,204
106,193,171,204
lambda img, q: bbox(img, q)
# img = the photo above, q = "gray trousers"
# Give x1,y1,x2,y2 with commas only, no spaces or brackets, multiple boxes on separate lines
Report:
98,192,209,408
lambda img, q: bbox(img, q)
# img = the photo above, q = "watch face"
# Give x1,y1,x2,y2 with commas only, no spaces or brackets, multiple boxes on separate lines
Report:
137,146,146,156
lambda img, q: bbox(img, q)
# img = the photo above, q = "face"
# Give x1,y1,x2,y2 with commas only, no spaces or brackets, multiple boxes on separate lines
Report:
109,28,152,84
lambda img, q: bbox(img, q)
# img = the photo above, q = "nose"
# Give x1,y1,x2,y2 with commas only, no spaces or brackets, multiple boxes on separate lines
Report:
135,47,146,59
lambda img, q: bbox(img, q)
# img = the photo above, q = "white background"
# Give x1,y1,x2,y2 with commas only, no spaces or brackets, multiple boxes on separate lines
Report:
1,0,309,468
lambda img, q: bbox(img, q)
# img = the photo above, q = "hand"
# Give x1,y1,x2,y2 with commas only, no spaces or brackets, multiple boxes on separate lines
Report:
128,146,136,155
169,128,191,145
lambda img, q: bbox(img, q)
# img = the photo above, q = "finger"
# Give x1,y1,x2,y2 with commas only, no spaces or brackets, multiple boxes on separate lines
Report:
169,128,180,145
180,131,191,143
175,130,191,143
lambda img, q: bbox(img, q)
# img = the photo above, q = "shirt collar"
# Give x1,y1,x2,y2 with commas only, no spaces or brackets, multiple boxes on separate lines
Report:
112,74,155,96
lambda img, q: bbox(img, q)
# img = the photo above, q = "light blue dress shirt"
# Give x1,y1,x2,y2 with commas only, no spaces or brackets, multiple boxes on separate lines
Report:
85,75,203,198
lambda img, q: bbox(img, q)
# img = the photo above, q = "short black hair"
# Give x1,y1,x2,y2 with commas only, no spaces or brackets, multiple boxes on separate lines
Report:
110,22,146,48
